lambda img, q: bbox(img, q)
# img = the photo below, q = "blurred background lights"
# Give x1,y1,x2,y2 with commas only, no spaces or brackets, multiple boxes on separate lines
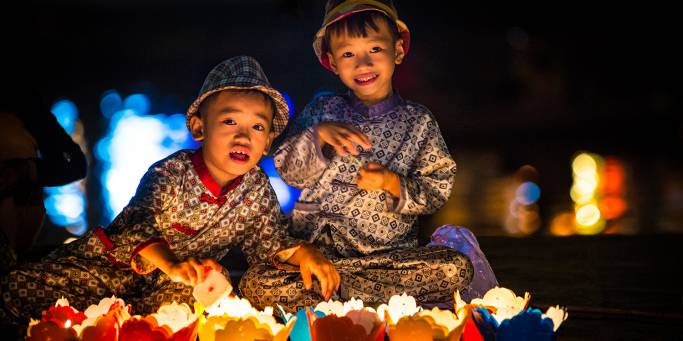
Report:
99,90,123,118
45,99,88,235
515,181,541,205
95,92,198,222
259,156,300,214
564,152,628,235
50,99,78,135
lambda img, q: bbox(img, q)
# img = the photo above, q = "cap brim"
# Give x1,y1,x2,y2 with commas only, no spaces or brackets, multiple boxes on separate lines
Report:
186,85,289,137
312,9,410,72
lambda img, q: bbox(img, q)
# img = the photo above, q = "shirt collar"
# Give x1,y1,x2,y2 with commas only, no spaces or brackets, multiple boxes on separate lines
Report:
346,91,404,118
191,148,242,197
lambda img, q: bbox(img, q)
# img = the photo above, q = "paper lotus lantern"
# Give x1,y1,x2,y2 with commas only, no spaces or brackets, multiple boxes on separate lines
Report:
204,294,264,318
198,314,295,341
465,287,568,341
376,293,422,324
470,287,531,324
278,305,324,341
119,301,199,341
306,307,386,341
388,307,468,341
27,297,87,341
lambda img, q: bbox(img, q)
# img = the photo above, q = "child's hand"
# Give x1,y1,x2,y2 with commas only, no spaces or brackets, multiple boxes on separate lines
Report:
316,122,372,157
357,162,401,197
167,257,223,287
289,244,341,301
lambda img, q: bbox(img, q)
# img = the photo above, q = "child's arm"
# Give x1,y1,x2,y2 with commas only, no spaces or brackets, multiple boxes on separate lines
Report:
241,176,340,300
138,243,221,286
274,96,368,189
360,112,456,215
100,156,182,275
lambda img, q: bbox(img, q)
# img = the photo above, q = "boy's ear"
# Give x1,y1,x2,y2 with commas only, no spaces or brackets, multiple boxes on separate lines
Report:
263,131,276,155
394,38,406,65
326,52,339,75
189,115,204,141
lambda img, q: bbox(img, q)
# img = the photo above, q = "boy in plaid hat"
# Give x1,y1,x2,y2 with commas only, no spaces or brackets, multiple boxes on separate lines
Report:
246,0,497,309
0,56,339,325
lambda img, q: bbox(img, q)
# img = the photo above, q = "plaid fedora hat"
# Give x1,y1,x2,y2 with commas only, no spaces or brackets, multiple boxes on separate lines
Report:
186,56,289,137
313,0,411,72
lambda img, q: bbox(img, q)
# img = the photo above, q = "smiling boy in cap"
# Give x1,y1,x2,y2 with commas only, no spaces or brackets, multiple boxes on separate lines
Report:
0,56,339,325
252,0,493,308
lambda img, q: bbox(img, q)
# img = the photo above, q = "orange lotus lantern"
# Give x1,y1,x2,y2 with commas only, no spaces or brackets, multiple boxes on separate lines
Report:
306,307,386,341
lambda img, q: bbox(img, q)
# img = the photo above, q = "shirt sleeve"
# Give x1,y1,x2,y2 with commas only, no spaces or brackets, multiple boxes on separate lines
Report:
103,159,178,274
388,111,457,215
240,179,304,268
273,96,331,189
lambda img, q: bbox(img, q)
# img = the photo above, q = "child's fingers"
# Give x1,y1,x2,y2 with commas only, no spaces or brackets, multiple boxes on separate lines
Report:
301,265,313,290
329,138,348,157
338,136,360,156
364,162,382,170
202,258,223,272
313,268,330,300
185,258,201,285
348,131,372,149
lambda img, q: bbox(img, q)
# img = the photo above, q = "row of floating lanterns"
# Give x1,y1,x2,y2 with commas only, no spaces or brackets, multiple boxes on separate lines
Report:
27,287,567,341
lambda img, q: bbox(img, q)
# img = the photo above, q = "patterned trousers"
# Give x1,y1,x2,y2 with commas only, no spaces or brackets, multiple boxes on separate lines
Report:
239,246,473,312
0,254,195,325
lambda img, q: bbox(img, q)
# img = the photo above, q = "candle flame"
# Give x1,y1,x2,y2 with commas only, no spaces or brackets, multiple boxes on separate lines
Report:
64,320,72,328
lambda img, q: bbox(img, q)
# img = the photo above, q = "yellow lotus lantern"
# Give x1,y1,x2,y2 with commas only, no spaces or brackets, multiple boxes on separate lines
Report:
388,306,468,341
376,293,422,324
198,294,295,341
543,305,568,332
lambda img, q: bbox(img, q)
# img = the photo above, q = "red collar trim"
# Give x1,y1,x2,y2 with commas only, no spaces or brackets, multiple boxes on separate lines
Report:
191,148,243,197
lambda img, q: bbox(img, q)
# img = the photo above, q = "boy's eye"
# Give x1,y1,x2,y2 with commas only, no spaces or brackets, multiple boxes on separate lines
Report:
253,124,265,131
341,51,354,58
370,47,383,53
221,119,236,125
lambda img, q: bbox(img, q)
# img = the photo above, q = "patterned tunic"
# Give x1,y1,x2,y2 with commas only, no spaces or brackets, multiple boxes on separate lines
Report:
240,93,473,311
274,92,457,256
0,149,300,324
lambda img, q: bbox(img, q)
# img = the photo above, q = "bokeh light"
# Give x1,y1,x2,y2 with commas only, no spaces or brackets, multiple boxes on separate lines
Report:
50,99,78,135
45,99,88,235
96,92,198,222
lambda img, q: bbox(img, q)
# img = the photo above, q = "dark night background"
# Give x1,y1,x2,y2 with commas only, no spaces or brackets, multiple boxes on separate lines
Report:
1,1,682,338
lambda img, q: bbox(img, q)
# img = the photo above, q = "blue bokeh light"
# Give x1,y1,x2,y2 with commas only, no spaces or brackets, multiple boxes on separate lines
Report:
99,90,123,118
96,96,198,222
50,99,78,135
45,99,87,234
259,156,300,213
516,181,541,205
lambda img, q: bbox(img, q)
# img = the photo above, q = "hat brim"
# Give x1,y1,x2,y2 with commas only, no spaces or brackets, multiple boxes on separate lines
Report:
186,85,289,137
312,8,410,72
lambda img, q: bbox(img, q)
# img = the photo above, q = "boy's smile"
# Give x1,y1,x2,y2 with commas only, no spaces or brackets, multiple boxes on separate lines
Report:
326,17,405,106
189,90,275,189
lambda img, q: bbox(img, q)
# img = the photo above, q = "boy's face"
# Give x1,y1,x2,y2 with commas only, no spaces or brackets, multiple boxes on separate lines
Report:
326,16,405,104
189,90,275,187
